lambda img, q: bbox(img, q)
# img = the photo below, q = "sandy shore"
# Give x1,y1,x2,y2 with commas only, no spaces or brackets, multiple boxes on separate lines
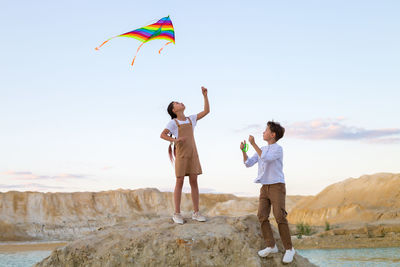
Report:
0,242,67,253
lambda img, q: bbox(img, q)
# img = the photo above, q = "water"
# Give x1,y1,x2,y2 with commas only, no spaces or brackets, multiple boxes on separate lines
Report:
0,251,51,267
0,247,399,266
297,247,400,267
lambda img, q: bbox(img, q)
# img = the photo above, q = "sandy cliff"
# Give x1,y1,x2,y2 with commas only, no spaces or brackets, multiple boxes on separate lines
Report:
3,172,398,245
0,188,304,241
288,173,400,226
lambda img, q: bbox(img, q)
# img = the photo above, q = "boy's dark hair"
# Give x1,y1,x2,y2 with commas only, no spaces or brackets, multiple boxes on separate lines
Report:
267,121,285,141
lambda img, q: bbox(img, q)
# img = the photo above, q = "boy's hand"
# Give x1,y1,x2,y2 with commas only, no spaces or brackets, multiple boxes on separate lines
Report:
201,86,208,97
240,140,246,151
249,135,255,146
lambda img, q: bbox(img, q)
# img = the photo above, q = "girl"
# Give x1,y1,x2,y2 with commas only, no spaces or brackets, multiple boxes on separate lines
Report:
160,86,210,224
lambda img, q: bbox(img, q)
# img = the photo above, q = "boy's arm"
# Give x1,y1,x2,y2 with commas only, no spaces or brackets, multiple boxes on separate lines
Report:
244,152,258,167
197,87,209,121
240,140,258,167
248,135,262,157
242,150,248,163
240,140,248,162
251,143,262,157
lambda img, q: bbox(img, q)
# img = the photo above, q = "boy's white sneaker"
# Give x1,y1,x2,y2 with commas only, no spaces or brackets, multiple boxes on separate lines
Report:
172,213,184,224
258,244,278,257
282,248,296,263
192,211,206,222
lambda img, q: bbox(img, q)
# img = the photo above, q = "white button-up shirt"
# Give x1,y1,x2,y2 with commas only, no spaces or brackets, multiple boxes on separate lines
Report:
244,143,285,185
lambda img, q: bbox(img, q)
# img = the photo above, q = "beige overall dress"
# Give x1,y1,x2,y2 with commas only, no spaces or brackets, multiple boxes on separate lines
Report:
174,117,202,177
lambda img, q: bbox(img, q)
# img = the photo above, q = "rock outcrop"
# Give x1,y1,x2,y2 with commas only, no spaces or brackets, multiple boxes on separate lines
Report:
35,215,317,267
0,188,304,241
0,188,237,241
288,173,400,226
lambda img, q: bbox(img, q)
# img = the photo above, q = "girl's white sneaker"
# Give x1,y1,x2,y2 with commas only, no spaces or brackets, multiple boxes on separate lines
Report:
172,213,184,224
258,244,278,257
192,211,206,222
282,248,296,263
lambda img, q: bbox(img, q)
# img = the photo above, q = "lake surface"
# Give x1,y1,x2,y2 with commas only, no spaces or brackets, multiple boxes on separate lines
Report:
0,250,51,267
0,246,399,266
298,247,400,267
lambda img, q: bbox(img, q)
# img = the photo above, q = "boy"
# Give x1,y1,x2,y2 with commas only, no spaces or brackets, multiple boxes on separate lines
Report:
240,121,295,263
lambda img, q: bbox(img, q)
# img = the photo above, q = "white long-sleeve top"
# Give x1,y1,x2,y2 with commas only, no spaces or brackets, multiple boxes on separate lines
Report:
244,143,285,185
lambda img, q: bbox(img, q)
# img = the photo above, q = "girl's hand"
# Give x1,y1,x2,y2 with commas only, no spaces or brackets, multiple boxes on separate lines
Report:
201,86,208,97
176,136,186,144
249,135,255,146
240,140,246,151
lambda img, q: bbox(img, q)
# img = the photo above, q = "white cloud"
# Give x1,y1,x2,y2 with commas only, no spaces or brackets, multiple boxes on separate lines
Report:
286,118,400,143
0,183,66,191
0,171,90,180
101,166,113,170
236,118,400,144
234,124,261,133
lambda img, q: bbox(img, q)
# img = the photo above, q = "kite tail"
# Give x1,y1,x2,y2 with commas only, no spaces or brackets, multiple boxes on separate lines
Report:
158,41,173,54
95,38,114,51
131,42,145,66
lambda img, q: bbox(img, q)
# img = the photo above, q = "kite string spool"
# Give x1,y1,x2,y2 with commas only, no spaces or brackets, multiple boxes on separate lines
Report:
242,143,249,152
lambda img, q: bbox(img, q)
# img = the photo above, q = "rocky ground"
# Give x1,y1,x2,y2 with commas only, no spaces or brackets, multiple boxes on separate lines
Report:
35,215,317,267
2,173,400,265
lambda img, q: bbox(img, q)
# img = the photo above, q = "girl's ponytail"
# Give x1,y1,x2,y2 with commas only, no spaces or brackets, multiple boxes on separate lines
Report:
168,141,176,164
167,101,177,163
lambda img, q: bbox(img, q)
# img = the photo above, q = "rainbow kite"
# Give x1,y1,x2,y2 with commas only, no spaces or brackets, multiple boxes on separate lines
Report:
95,16,175,66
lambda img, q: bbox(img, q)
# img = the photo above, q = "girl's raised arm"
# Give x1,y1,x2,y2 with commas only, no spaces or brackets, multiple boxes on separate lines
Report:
197,86,210,121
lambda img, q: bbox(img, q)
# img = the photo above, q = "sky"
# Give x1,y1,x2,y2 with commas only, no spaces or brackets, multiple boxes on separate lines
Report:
1,0,399,196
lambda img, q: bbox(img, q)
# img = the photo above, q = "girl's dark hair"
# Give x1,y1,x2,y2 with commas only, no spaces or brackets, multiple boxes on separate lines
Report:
167,101,177,119
167,101,177,163
267,121,285,141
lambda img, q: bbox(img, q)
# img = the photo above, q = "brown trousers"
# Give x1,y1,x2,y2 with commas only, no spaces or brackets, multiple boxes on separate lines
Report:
257,183,292,250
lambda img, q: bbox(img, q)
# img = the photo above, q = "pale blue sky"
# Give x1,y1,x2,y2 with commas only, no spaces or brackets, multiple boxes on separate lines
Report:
1,0,399,196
